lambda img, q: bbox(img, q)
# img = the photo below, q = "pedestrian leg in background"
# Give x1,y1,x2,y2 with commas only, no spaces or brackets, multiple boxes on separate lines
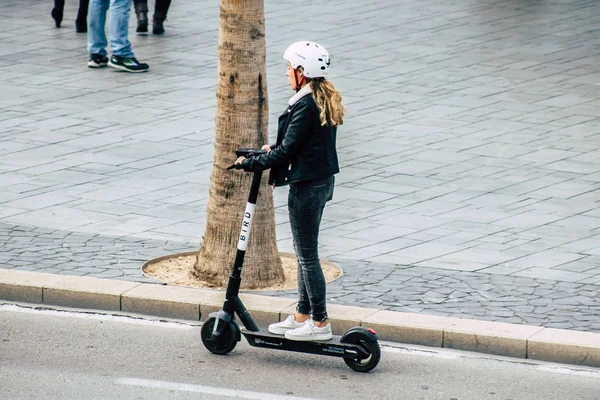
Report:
87,0,109,68
51,0,65,27
133,0,149,33
152,0,172,34
76,0,89,33
107,0,150,73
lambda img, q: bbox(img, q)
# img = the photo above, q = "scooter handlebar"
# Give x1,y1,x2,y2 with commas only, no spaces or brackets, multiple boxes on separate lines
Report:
227,148,268,171
227,163,243,170
235,148,267,158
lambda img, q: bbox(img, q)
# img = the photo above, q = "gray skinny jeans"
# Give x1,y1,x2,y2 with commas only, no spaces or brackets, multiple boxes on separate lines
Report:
288,176,334,323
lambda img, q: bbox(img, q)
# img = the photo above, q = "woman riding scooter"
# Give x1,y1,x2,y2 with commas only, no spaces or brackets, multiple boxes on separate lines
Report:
236,41,344,342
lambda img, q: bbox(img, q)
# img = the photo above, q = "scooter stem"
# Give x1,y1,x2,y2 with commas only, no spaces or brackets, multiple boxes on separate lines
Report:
221,170,263,333
229,171,262,281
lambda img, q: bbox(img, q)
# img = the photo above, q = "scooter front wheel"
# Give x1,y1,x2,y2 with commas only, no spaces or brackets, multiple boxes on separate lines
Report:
201,317,239,355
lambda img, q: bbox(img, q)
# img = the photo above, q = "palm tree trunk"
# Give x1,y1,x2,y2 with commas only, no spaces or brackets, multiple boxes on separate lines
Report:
193,0,284,289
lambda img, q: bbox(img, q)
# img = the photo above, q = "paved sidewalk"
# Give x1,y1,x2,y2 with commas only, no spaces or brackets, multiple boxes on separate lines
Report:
1,0,600,333
3,221,600,332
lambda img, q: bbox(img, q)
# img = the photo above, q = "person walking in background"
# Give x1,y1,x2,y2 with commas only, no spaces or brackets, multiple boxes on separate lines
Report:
133,0,172,34
51,0,89,32
87,0,149,73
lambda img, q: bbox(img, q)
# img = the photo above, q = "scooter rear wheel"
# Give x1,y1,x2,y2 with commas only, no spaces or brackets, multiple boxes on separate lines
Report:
201,317,239,355
341,333,381,372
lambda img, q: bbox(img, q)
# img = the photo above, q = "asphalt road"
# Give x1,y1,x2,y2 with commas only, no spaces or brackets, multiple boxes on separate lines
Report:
0,305,599,400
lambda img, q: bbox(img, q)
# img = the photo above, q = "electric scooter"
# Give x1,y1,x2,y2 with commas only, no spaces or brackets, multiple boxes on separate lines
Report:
200,148,381,372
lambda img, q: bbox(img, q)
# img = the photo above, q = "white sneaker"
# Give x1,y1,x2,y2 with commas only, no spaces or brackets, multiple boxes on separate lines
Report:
284,319,332,341
268,315,306,335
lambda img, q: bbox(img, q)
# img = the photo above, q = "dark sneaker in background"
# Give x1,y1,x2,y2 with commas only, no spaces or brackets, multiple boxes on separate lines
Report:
88,54,109,68
108,55,149,73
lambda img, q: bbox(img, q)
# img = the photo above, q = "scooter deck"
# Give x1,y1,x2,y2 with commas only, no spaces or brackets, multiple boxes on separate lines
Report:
240,328,366,359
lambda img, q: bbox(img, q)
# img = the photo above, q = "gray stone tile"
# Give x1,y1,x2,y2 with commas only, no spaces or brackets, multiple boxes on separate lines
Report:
510,267,592,283
3,193,79,209
543,160,600,174
415,257,491,272
584,275,600,285
516,149,579,163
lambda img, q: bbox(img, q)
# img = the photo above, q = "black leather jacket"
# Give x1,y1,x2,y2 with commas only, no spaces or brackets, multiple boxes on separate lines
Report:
241,93,339,187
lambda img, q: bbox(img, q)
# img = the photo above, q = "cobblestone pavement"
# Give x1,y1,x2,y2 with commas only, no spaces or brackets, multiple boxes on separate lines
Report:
1,0,600,331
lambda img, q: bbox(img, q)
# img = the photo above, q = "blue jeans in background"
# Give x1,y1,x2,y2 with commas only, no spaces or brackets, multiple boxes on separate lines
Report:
288,176,335,323
87,0,135,57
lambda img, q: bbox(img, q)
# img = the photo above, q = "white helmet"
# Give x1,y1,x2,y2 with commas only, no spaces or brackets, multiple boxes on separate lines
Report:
283,41,330,78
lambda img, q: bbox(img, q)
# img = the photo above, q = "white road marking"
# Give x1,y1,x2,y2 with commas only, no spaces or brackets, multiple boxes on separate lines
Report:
0,303,195,329
116,378,319,400
382,344,600,378
537,366,600,379
381,344,459,359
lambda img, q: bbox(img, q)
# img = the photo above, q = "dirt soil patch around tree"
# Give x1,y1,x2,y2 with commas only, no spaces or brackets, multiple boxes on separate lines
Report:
143,252,342,291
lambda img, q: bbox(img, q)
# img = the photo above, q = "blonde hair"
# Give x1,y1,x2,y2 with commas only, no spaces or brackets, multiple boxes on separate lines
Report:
308,78,345,127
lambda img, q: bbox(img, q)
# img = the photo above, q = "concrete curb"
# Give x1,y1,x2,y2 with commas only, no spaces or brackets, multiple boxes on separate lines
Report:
1,269,599,368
